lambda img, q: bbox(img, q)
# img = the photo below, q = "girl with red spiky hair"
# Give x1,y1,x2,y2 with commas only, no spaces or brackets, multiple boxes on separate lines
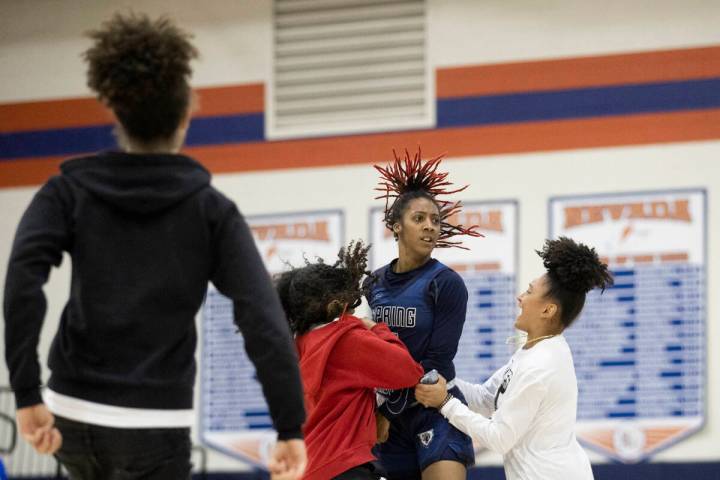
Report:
366,149,481,480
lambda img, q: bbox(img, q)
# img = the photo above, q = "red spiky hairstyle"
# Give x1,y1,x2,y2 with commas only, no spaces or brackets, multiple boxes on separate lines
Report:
374,148,483,249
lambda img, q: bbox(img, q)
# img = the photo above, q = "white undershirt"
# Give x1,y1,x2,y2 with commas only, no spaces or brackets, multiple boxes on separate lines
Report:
441,336,593,480
44,389,194,429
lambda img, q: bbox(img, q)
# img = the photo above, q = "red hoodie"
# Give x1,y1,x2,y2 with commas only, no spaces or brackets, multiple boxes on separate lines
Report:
296,314,423,480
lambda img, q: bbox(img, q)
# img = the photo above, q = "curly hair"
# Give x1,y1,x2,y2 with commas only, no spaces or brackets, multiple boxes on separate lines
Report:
83,12,198,142
275,240,371,335
375,148,482,249
537,236,613,328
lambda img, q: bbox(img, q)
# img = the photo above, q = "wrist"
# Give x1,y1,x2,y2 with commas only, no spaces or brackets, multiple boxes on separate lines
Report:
437,392,454,410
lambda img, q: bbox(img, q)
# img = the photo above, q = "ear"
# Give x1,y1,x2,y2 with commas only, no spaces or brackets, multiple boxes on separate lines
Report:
180,105,193,131
542,302,558,321
393,222,402,233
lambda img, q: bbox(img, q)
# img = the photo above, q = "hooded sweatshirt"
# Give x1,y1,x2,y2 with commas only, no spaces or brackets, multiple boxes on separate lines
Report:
296,314,424,480
3,151,304,438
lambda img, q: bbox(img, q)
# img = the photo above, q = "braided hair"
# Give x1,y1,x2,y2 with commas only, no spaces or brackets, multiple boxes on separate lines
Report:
275,240,371,335
537,237,613,328
374,148,482,249
84,12,198,143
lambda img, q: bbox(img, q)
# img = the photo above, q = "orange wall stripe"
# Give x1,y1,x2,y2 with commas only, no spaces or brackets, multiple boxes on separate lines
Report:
0,156,66,188
194,83,264,118
189,109,720,173
0,83,264,133
437,45,720,98
0,98,113,133
3,109,719,189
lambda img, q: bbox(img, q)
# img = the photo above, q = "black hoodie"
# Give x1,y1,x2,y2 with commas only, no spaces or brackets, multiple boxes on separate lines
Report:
3,151,304,439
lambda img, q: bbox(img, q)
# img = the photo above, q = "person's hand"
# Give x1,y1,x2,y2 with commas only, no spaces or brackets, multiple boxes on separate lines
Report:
359,317,376,329
375,412,390,443
268,439,306,480
16,404,62,455
414,374,448,408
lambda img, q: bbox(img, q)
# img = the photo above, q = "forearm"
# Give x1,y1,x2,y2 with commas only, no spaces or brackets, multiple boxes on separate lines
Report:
455,378,495,417
440,398,517,455
240,307,305,439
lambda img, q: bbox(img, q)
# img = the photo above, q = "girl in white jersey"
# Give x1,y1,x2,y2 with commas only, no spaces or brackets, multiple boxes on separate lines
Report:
415,237,613,480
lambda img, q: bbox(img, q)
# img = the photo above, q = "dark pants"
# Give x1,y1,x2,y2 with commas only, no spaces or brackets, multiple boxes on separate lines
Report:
334,463,385,479
54,415,192,480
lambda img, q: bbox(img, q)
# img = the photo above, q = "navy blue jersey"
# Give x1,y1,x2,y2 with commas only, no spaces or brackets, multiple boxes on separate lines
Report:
365,258,468,382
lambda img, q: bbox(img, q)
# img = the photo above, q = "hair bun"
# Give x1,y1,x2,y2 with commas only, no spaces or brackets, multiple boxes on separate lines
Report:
83,13,198,141
536,237,613,293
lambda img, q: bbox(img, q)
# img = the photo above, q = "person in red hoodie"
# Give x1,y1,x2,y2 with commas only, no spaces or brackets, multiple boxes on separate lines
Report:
275,241,424,480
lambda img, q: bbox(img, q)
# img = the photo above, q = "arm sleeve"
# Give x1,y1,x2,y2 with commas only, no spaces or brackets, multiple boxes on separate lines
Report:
210,204,305,440
3,178,72,408
421,270,468,379
440,369,548,455
455,371,504,418
333,323,424,390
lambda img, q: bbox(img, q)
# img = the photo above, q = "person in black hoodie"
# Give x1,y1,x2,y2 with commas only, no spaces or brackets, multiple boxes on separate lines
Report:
3,13,306,480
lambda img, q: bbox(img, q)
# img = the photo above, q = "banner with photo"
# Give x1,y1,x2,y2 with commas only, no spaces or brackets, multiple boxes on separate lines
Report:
368,200,518,417
200,210,344,467
549,189,706,463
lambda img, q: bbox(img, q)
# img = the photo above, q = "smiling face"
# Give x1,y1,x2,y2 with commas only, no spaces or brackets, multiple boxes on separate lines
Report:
514,274,559,334
394,196,441,261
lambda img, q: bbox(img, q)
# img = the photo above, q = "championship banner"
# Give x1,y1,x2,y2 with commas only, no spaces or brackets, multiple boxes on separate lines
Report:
549,190,706,463
200,210,344,467
368,200,518,407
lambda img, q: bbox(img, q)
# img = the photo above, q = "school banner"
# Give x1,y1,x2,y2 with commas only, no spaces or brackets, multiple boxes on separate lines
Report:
549,190,706,463
200,210,344,467
369,201,518,454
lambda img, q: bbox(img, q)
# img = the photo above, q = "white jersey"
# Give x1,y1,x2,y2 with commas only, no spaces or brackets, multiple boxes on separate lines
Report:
441,335,593,480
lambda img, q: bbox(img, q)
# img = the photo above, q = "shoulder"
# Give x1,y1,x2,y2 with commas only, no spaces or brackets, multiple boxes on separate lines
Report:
431,264,467,294
364,264,389,289
198,186,244,227
201,184,236,209
521,339,572,377
334,318,379,345
36,175,75,208
42,174,69,193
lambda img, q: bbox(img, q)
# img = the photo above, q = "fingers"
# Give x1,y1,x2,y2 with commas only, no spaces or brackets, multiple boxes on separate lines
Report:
268,458,288,475
269,458,303,480
270,466,302,480
415,383,445,408
21,424,47,445
285,439,307,467
47,428,63,454
270,439,306,480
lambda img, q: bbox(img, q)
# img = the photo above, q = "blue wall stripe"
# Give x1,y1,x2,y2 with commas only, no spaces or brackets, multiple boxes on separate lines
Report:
436,78,720,128
0,113,265,160
185,113,264,147
2,79,719,160
0,124,116,160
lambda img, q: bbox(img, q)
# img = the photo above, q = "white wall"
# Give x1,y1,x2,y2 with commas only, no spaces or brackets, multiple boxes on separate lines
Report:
3,0,720,102
1,0,719,472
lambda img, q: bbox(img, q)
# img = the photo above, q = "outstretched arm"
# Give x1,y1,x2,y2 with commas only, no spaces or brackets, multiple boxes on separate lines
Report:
4,178,71,409
440,374,546,455
210,203,305,441
455,366,507,417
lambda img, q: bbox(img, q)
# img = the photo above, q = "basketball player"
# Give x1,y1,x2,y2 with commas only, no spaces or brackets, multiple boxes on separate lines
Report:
366,149,481,480
416,237,612,480
276,240,424,479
